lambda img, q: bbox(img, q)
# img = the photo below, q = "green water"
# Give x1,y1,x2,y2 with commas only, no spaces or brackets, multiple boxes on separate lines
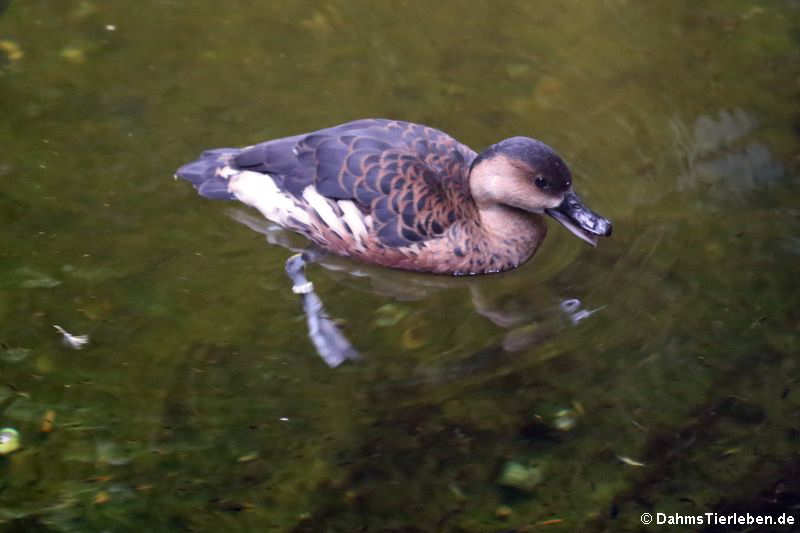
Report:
1,1,799,531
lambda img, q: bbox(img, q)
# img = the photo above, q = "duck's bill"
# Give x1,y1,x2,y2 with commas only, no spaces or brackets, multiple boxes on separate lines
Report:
545,192,613,247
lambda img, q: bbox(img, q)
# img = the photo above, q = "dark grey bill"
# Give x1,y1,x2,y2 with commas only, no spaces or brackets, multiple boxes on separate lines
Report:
545,191,612,246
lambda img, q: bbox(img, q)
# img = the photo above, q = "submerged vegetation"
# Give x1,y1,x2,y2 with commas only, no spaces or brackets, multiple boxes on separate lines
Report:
1,0,799,531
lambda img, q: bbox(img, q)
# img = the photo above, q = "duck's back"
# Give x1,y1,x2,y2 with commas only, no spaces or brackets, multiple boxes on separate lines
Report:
177,119,479,263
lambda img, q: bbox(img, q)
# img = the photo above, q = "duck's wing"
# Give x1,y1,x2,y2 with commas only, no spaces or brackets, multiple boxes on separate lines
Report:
232,119,478,248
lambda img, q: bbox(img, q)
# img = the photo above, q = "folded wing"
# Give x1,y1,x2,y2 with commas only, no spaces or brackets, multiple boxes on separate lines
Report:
230,119,477,248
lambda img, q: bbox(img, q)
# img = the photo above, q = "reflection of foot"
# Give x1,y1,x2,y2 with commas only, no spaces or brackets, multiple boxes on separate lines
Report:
285,253,359,368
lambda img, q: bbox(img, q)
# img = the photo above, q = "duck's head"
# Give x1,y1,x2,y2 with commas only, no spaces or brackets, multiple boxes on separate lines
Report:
469,137,612,246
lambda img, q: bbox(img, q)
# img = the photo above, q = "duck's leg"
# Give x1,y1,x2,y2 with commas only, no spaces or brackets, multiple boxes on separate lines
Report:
285,251,359,367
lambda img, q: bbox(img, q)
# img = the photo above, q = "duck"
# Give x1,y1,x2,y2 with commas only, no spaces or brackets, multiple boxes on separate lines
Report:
176,118,612,276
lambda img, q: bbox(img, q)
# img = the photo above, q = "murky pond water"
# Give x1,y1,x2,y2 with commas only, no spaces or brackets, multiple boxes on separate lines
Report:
2,1,799,531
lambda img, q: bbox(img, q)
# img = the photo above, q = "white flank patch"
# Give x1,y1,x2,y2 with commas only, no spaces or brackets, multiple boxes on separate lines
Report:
217,165,238,179
302,186,347,236
228,171,310,226
338,200,368,246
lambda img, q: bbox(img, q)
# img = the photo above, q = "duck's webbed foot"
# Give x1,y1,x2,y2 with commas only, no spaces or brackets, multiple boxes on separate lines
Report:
285,252,359,368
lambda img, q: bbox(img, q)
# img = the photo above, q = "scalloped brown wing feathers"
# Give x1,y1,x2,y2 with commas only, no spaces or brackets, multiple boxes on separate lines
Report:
235,119,478,248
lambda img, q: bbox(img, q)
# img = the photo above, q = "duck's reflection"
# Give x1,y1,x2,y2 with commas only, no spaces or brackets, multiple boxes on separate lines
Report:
230,209,604,367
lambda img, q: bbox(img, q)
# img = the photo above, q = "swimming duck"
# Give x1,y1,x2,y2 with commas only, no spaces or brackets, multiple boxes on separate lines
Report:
176,119,611,275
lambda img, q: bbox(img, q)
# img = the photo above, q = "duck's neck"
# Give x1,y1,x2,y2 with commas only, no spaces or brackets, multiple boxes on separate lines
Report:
474,203,547,270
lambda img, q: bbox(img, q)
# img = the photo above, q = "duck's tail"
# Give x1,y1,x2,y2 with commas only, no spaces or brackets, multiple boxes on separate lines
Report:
175,148,242,200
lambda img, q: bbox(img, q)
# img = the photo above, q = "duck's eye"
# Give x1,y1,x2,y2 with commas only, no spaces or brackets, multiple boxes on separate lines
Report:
534,176,548,190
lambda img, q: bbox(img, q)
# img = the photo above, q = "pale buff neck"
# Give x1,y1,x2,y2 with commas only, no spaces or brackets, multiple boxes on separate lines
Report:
468,156,551,261
476,203,547,258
